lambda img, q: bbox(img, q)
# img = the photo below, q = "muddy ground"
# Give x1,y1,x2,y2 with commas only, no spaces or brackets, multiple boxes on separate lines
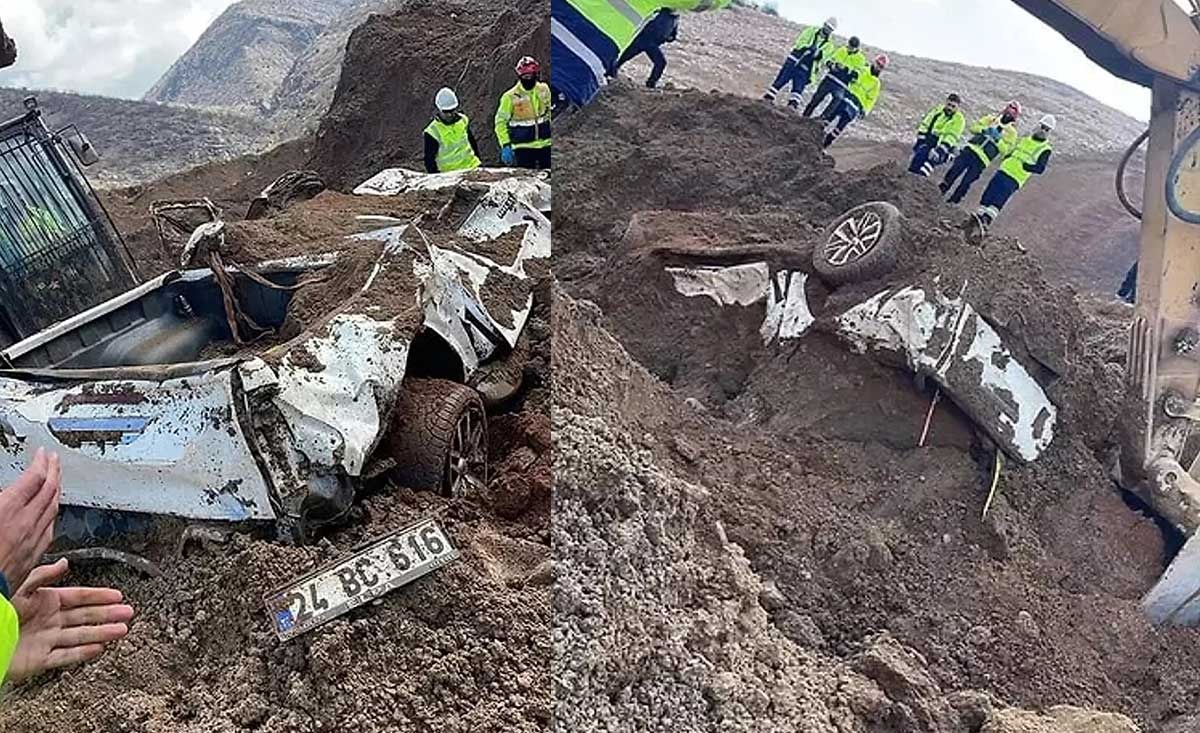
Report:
554,82,1200,731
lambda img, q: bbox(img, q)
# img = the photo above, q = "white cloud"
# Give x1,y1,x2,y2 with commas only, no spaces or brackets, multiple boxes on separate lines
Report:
776,0,1151,121
0,0,237,99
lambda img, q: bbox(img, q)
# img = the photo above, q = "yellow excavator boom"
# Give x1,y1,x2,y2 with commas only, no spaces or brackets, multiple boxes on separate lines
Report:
1012,0,1200,89
1012,0,1200,625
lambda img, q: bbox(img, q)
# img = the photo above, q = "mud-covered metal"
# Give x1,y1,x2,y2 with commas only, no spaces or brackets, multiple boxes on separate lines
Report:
664,263,816,344
0,370,274,520
837,286,1057,462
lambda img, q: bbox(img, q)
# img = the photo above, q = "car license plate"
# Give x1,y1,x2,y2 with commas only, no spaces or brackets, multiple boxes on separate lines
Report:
263,517,460,641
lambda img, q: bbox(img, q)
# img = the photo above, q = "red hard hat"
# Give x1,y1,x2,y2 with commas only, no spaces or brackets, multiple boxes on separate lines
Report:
1004,100,1022,118
873,54,889,69
516,56,540,76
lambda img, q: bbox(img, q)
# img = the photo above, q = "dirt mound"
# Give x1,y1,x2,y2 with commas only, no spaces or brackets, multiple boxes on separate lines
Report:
309,0,550,190
556,83,1200,729
553,286,1141,732
102,138,315,279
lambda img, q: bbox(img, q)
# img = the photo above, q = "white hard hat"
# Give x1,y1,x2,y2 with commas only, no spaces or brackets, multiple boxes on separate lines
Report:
1039,113,1057,131
435,87,459,112
823,17,838,31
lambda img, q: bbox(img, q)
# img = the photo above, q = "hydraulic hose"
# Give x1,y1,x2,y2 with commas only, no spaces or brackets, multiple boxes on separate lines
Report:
1166,124,1200,225
1117,127,1148,220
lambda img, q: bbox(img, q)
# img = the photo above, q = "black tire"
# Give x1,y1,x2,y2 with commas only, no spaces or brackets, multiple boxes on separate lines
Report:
812,201,903,285
387,379,488,497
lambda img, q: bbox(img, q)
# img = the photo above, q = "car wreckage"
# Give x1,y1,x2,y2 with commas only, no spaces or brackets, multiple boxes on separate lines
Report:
0,100,550,543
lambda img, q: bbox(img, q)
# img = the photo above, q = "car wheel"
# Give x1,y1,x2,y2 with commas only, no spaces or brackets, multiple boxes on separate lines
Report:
387,378,488,497
813,201,903,285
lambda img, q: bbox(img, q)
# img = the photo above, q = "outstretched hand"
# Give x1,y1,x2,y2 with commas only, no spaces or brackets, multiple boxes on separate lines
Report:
7,559,133,683
0,449,62,592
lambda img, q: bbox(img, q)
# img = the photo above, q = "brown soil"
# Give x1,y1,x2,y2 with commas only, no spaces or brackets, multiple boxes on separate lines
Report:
309,0,550,191
555,82,1199,730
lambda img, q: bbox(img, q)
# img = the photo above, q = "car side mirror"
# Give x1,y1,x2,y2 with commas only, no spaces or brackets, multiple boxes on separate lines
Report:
66,131,99,167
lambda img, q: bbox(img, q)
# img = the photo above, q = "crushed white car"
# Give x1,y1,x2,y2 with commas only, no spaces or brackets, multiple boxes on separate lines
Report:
0,166,550,538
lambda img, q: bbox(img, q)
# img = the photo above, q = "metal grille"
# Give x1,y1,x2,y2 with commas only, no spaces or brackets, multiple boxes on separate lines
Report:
0,115,138,338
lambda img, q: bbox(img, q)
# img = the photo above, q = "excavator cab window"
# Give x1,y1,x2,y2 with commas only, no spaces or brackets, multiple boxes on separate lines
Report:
0,101,139,350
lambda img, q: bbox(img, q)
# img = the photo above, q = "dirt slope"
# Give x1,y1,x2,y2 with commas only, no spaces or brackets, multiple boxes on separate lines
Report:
555,82,1200,731
0,87,273,188
611,6,1146,294
833,141,1142,295
626,7,1144,156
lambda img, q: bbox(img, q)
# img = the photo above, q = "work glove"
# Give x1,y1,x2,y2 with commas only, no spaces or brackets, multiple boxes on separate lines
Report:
926,147,944,166
985,127,1002,142
501,145,515,166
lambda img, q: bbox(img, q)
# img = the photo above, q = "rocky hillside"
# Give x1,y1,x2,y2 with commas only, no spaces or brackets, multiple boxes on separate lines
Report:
0,86,272,188
144,0,357,118
144,0,405,137
627,7,1144,156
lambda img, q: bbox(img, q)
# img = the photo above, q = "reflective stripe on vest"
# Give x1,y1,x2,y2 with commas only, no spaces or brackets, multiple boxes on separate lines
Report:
966,118,1015,166
425,115,481,172
999,136,1051,187
506,83,552,149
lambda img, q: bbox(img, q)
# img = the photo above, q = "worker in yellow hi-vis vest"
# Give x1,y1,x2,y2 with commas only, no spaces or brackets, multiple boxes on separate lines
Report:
423,87,482,174
495,57,552,170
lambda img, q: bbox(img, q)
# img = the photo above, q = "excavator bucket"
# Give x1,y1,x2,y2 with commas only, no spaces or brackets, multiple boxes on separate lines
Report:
1144,534,1200,625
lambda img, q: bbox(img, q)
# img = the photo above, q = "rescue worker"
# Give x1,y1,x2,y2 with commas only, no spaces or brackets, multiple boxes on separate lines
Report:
822,54,886,148
802,36,868,119
550,0,731,114
909,93,965,177
940,101,1021,204
762,17,837,110
0,450,132,687
496,56,552,170
973,114,1056,231
423,87,482,174
611,8,680,88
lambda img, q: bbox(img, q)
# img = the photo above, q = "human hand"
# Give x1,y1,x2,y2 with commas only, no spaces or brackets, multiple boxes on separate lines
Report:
7,559,133,684
501,145,515,165
0,449,61,592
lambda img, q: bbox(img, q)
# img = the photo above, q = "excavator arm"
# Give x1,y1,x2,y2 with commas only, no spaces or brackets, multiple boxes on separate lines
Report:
0,21,14,69
1011,0,1200,89
1013,0,1200,624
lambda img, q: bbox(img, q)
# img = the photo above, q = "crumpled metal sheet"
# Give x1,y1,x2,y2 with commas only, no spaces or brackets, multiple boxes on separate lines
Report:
0,369,275,520
272,315,409,478
838,286,1057,462
353,167,550,198
664,263,816,344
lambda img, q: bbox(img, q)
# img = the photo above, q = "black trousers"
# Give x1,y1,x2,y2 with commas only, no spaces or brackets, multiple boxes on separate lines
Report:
941,151,986,204
515,147,551,170
803,76,846,119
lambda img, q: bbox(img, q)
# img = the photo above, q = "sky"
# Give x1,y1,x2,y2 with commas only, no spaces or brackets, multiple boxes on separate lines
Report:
774,0,1157,121
0,0,238,100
